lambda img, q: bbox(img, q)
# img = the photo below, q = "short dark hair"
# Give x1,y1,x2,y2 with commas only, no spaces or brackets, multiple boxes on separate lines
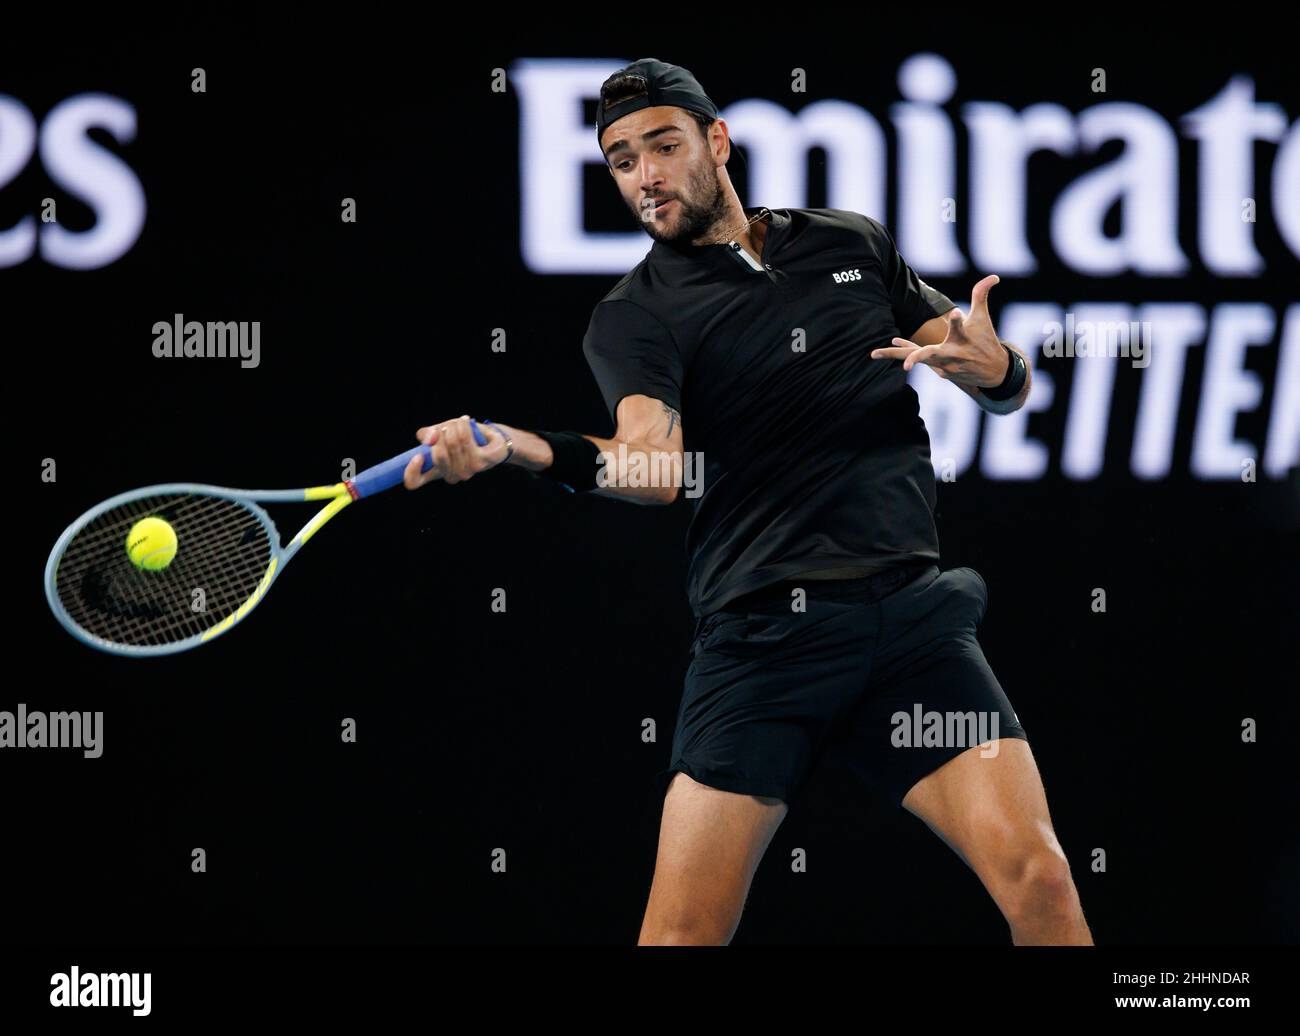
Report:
598,71,715,143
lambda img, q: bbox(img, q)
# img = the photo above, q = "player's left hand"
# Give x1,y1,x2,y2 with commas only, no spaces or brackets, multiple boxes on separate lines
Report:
870,274,1008,387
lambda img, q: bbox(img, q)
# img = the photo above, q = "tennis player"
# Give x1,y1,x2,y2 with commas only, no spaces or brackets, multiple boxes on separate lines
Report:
407,58,1093,946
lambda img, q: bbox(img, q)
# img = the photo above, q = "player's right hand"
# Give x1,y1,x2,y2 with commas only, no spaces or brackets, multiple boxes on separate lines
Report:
403,415,507,489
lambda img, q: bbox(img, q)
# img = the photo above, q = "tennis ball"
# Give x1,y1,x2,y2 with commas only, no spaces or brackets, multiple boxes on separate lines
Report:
125,516,178,571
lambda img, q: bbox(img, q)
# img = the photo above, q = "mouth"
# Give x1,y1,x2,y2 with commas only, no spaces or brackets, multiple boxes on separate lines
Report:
648,198,674,213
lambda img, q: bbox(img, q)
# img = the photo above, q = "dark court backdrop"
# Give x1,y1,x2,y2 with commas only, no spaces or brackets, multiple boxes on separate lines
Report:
6,19,1297,947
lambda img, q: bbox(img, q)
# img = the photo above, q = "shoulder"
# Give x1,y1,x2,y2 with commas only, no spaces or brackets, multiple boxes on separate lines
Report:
825,208,889,248
582,293,678,359
782,207,889,252
585,258,650,326
593,257,649,305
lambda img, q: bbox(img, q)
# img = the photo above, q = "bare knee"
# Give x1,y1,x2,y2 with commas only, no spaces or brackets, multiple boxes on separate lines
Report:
1000,847,1079,925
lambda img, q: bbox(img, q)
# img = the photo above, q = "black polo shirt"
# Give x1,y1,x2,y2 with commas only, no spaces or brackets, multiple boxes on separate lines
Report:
581,207,957,617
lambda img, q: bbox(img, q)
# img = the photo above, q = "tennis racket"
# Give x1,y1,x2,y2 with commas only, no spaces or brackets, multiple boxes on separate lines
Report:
44,421,490,657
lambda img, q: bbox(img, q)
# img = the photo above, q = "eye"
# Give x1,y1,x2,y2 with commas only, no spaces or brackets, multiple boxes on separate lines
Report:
660,144,677,154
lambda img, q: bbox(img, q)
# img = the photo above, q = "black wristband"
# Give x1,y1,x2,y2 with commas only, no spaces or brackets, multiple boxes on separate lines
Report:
533,430,604,492
980,343,1027,401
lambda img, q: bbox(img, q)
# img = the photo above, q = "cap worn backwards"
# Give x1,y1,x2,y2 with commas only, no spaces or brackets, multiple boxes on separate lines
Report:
596,58,720,150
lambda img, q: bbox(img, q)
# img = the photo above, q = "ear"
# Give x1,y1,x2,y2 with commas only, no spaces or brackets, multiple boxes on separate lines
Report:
712,117,730,163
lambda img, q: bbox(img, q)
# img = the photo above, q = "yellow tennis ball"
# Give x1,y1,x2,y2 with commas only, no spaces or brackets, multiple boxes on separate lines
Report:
125,516,178,571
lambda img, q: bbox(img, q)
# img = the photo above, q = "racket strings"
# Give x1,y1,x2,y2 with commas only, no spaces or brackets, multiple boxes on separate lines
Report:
54,493,275,648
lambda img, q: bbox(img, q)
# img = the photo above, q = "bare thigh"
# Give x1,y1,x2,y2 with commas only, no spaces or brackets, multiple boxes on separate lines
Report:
638,772,788,945
901,738,1073,909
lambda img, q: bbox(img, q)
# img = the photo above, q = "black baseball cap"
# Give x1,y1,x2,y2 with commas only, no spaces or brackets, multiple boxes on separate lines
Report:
597,57,745,171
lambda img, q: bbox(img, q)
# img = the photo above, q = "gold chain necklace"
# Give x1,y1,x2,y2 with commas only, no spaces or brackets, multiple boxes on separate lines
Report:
721,206,771,245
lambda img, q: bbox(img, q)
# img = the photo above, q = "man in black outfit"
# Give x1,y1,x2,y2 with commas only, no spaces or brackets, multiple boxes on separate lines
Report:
406,58,1093,946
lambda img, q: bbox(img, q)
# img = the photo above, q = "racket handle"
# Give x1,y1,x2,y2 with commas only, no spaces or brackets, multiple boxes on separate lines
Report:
349,419,489,499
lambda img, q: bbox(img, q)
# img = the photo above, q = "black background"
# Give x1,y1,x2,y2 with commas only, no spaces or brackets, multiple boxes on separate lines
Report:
5,16,1297,949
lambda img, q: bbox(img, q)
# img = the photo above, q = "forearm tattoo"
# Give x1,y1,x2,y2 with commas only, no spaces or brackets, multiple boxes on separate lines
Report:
662,403,681,437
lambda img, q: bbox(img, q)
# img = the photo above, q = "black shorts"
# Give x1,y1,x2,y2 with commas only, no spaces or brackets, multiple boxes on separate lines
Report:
653,563,1028,809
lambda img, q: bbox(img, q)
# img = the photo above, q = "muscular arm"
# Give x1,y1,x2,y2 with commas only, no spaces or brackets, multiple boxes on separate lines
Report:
495,394,685,506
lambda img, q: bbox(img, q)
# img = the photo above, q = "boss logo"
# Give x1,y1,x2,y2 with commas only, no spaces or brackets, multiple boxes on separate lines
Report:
831,268,862,283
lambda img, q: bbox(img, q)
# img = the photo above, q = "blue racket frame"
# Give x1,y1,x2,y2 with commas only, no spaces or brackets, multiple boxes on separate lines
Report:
45,422,489,657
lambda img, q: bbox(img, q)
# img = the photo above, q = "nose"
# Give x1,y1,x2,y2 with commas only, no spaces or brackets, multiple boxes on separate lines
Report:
636,155,666,196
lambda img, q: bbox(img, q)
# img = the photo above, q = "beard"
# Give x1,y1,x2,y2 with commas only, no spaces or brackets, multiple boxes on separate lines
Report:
630,160,729,245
